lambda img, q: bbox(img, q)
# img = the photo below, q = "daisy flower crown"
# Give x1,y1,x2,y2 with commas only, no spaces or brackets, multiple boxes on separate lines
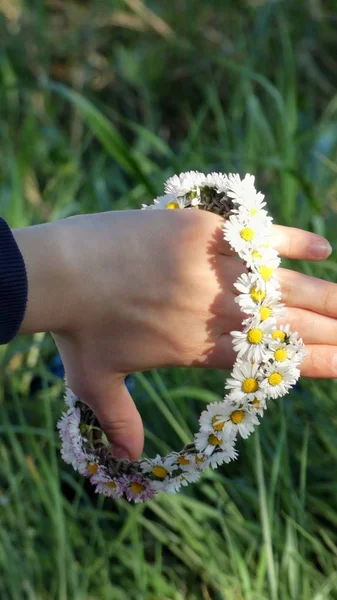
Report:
58,172,305,503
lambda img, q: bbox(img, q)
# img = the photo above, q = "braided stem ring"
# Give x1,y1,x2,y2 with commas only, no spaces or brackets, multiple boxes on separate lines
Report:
58,172,305,503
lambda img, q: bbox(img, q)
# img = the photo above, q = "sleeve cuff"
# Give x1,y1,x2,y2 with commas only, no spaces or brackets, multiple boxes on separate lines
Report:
0,218,28,344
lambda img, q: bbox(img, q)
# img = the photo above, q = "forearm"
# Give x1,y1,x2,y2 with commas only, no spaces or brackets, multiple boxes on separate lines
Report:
13,221,72,335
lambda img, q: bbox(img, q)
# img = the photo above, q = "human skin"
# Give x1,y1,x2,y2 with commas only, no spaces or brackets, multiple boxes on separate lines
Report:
13,209,335,460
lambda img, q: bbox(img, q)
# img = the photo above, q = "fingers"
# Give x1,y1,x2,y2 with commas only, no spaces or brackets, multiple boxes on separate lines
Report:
88,376,144,461
300,345,337,378
202,331,337,378
280,307,337,345
271,225,332,261
65,367,144,461
278,268,337,319
215,221,332,261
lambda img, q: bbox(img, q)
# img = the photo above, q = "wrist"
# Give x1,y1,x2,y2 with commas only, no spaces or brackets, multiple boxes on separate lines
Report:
13,221,74,335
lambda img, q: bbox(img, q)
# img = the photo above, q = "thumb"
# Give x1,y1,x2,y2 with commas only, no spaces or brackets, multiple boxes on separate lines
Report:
71,372,144,462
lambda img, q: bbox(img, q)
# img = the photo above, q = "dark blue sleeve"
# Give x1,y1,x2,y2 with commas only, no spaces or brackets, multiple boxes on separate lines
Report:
0,218,28,344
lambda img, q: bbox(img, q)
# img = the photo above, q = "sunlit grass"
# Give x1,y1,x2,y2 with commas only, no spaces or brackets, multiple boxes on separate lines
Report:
1,1,337,598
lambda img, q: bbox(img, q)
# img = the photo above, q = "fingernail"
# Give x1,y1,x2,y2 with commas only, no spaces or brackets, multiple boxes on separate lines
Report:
111,445,130,460
311,241,332,259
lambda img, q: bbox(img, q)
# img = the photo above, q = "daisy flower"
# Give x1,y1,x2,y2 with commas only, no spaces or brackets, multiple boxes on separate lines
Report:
80,460,107,478
248,396,268,417
142,194,186,210
234,272,279,309
225,361,265,402
261,363,300,399
244,296,285,325
198,400,259,442
122,474,157,503
267,341,299,365
223,214,268,254
194,429,225,455
57,407,86,471
270,324,303,344
140,454,177,480
204,172,229,193
226,173,257,205
173,452,200,473
164,171,205,197
214,402,260,440
234,204,272,226
204,439,239,469
231,319,274,362
239,245,280,271
64,381,78,409
91,473,124,499
199,401,230,433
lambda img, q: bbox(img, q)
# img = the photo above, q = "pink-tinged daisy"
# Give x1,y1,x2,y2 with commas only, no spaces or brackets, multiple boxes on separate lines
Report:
91,473,124,499
121,474,157,503
57,407,87,472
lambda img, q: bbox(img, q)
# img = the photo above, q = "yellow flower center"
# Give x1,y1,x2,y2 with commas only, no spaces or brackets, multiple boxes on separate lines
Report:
211,414,225,431
240,227,255,241
272,330,286,341
87,463,98,475
274,348,287,362
178,456,190,465
259,266,274,281
152,466,168,479
268,372,283,386
195,454,205,463
230,410,244,424
250,208,258,216
259,306,271,321
242,378,259,393
252,250,262,260
208,434,222,446
250,286,266,303
166,201,180,209
247,328,263,344
106,481,117,489
251,398,260,408
130,482,146,494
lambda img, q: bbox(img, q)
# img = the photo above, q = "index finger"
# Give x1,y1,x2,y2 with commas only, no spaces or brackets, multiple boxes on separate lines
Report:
271,225,332,261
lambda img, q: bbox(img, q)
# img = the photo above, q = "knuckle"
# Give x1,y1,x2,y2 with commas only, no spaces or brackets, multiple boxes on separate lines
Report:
98,418,130,436
323,285,337,317
178,209,221,247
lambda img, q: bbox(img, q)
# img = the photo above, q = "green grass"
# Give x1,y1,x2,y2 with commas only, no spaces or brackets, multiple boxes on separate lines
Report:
1,1,337,598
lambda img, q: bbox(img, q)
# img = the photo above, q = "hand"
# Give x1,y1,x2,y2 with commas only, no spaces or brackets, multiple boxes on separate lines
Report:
13,209,334,460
